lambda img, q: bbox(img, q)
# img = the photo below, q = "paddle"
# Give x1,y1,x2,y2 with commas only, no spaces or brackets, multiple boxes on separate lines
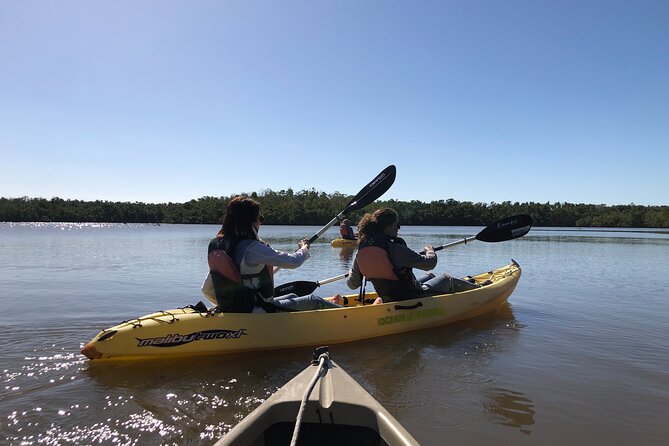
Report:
307,164,396,244
274,273,348,296
433,214,533,251
273,165,396,274
273,214,532,296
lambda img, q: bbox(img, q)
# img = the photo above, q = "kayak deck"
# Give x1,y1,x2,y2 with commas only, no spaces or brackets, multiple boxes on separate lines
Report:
214,348,419,445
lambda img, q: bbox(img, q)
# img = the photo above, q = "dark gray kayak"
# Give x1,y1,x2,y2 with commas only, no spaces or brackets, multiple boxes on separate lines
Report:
214,348,419,446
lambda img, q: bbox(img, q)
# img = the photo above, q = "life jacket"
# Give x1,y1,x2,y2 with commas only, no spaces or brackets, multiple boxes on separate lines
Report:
207,236,275,313
356,235,423,301
339,224,355,240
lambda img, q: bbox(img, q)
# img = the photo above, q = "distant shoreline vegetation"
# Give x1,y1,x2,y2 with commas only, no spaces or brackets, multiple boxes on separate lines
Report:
1,190,668,228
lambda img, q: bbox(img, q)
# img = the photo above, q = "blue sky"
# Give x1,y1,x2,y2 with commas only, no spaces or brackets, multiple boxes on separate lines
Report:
1,1,667,206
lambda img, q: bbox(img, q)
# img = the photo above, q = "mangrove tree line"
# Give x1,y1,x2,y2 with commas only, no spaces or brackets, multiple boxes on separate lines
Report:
1,190,668,228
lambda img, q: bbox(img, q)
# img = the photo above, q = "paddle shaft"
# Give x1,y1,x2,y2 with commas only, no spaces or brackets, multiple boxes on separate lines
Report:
317,273,348,286
307,215,343,245
433,236,476,251
307,165,396,244
275,165,396,273
274,273,348,296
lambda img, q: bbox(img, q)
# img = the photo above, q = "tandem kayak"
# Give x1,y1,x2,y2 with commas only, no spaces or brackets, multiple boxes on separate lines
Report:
330,237,359,247
214,347,419,446
81,261,520,361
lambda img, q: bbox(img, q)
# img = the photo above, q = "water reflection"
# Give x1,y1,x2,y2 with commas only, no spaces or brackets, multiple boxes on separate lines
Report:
484,387,535,435
311,303,537,440
336,245,356,264
333,303,523,389
352,302,518,366
4,223,669,445
80,348,316,444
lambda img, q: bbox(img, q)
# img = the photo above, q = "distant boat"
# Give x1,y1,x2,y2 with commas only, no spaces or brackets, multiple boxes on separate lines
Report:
330,237,359,247
214,347,419,445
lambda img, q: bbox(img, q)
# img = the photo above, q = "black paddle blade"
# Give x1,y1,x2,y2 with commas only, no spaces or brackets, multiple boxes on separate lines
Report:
476,214,533,243
344,165,396,213
274,280,319,297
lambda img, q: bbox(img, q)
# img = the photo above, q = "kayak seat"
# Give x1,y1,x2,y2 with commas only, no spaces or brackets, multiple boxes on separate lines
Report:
424,274,481,295
192,301,209,313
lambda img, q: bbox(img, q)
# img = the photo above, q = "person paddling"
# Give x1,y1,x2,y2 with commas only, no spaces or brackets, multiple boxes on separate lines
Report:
204,196,341,312
345,208,477,304
345,208,435,304
339,219,356,240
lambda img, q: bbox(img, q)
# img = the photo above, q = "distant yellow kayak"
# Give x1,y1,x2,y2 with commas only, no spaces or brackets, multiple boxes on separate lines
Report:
330,237,359,247
81,262,520,361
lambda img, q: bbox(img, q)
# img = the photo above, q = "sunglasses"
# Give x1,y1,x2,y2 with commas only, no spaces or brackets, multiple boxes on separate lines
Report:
257,213,265,223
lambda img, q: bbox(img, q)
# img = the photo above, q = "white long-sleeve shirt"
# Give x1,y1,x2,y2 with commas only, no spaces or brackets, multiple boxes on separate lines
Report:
241,240,310,269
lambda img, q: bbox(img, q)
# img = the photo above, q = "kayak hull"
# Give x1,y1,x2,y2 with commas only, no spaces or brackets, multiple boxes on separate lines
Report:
330,237,359,247
214,352,419,445
82,262,520,361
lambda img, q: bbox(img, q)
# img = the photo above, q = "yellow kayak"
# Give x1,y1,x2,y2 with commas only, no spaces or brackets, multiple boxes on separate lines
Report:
330,237,359,247
81,262,520,361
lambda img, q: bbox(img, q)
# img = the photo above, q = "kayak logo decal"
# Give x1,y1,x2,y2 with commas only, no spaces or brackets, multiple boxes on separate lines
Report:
368,170,390,188
497,218,518,229
377,307,445,326
136,329,247,347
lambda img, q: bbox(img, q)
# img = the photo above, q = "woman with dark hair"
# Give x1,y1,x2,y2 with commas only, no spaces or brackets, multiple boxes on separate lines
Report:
204,196,341,312
346,208,478,304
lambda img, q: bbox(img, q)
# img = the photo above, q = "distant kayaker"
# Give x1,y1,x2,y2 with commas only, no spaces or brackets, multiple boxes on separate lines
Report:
346,208,477,304
203,196,341,312
339,219,356,240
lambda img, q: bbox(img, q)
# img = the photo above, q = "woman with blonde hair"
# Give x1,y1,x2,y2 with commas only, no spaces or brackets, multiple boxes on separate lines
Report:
346,208,436,303
347,208,479,304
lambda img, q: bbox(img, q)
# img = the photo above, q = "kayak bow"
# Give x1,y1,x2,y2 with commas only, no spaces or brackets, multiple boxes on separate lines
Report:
214,347,419,445
330,237,359,247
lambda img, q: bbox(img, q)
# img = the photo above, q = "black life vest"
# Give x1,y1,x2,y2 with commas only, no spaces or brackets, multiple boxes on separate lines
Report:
207,236,275,313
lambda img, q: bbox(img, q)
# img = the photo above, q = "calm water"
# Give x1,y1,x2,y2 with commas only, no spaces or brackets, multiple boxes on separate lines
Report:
1,223,668,445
